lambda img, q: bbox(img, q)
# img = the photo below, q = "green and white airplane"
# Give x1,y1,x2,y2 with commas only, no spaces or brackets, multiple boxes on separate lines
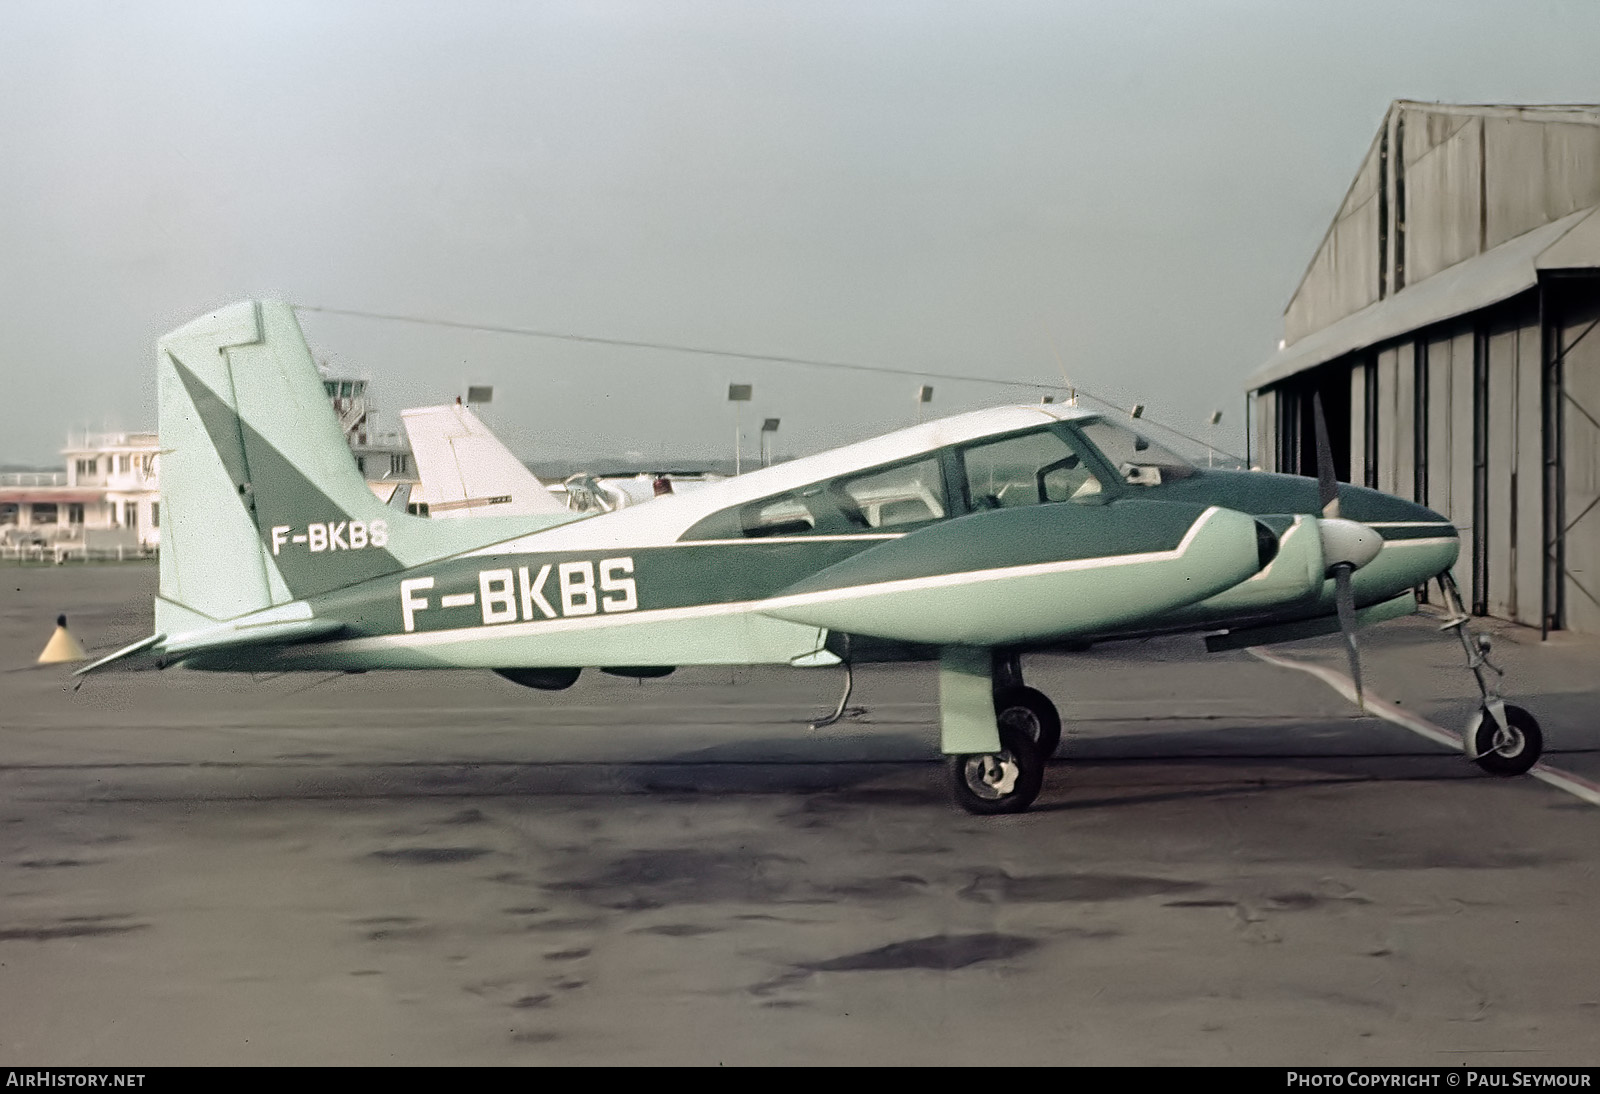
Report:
78,300,1544,813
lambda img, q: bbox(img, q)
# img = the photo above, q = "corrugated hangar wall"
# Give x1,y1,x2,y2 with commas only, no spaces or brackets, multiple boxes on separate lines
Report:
1561,289,1600,634
1250,102,1600,635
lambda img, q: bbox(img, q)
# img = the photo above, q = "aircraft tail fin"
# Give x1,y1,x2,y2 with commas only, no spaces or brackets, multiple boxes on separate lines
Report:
400,402,569,518
156,301,569,628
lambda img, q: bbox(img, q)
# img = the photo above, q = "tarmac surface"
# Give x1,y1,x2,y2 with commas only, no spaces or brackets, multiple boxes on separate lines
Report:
2,563,1599,1066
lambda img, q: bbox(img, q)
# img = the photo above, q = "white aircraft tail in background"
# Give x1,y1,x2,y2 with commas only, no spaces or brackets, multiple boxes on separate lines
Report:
400,401,568,518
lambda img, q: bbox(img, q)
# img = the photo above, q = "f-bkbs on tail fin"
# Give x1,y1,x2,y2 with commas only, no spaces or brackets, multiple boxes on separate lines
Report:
156,301,570,632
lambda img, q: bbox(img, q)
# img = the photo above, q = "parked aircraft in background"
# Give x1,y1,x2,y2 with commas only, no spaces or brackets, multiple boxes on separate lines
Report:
401,401,568,518
78,301,1544,814
402,399,723,518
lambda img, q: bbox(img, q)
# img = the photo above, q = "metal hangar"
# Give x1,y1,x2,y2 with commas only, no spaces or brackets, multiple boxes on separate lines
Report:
1250,101,1600,635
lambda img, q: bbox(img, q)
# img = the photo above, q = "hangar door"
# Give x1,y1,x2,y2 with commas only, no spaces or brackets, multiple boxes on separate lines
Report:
1559,285,1600,635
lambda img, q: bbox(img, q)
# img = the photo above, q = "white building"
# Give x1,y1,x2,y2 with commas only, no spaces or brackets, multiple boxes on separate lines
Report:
64,431,162,546
0,431,160,556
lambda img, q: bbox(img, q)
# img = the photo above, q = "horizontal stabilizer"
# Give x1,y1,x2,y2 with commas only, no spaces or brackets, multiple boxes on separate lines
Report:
74,617,346,677
160,617,346,658
73,633,166,677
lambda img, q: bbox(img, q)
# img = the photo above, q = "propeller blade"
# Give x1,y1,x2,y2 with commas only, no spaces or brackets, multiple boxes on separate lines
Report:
1311,391,1340,520
1333,563,1363,708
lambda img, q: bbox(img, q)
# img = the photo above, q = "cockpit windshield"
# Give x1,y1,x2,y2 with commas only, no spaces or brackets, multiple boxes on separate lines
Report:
1070,417,1197,487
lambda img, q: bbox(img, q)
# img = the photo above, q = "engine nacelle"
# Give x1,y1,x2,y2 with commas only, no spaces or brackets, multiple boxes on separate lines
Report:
759,500,1264,646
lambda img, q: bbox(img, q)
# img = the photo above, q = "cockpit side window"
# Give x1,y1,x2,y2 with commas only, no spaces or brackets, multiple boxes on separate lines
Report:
959,427,1106,510
1068,418,1197,487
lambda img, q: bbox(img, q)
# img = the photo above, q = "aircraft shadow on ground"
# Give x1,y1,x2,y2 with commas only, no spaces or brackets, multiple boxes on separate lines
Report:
19,719,1525,810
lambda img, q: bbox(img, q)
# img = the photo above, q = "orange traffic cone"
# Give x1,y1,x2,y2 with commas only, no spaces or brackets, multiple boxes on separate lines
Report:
38,614,88,664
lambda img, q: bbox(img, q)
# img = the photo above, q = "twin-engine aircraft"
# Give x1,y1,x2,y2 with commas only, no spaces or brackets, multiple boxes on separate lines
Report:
79,301,1544,813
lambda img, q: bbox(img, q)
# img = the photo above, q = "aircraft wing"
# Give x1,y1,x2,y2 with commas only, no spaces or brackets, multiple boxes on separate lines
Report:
401,403,569,518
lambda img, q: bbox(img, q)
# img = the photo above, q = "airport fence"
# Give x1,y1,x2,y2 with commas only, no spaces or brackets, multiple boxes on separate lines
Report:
0,543,157,564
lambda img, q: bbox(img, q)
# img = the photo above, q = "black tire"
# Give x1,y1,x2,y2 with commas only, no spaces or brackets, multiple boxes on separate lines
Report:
994,685,1062,759
1470,704,1543,777
948,723,1044,815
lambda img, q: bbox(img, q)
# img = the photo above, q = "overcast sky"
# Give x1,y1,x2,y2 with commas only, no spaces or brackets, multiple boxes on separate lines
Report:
4,0,1598,467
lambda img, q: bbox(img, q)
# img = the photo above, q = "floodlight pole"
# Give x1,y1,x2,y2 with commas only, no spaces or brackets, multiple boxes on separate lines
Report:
760,418,781,468
728,384,753,475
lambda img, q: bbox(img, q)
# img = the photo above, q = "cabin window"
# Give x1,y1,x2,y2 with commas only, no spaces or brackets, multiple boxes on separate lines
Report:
742,495,816,537
833,458,945,529
960,428,1102,509
681,489,833,540
681,457,950,541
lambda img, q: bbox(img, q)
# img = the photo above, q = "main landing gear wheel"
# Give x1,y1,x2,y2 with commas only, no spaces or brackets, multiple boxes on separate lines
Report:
994,685,1062,759
1469,704,1544,777
949,724,1044,815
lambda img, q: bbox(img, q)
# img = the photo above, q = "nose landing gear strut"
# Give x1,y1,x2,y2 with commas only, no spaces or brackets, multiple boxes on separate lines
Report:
1437,572,1544,777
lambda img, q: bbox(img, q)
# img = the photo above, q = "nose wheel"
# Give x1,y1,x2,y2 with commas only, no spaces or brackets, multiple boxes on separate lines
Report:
1467,703,1544,777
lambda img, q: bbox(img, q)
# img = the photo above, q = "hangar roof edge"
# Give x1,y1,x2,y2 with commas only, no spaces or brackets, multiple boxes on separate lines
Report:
1249,205,1600,392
